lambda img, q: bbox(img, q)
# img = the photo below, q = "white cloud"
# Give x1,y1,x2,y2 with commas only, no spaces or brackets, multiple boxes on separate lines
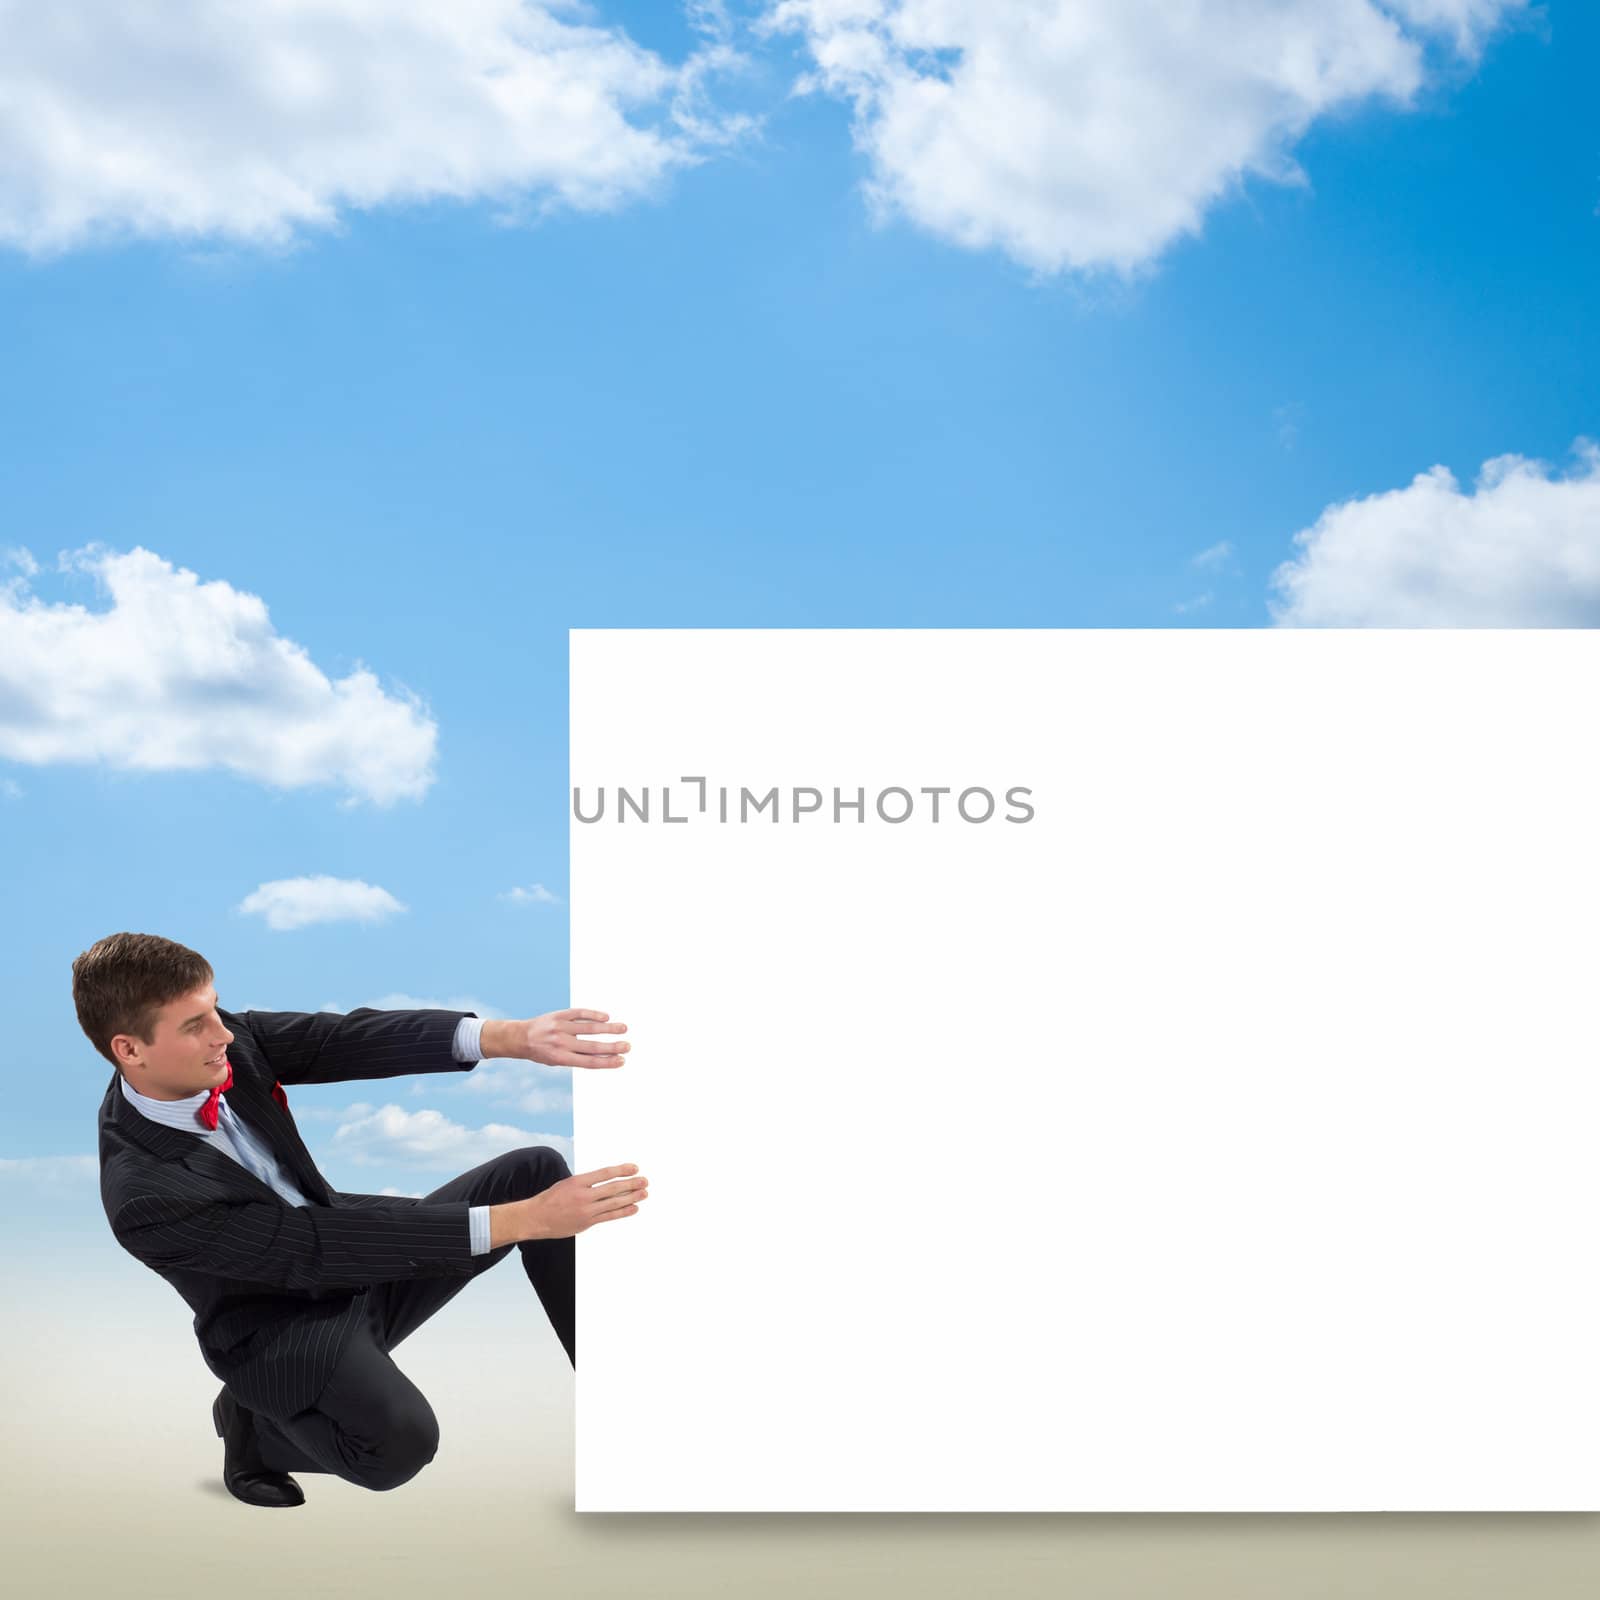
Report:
0,545,437,804
458,1056,575,1118
330,1102,573,1171
0,777,20,800
761,0,1526,275
1275,401,1307,451
0,1155,99,1183
1268,440,1600,627
501,882,563,905
1190,540,1233,571
238,874,407,931
0,0,754,255
1385,0,1519,51
1177,538,1240,612
358,993,506,1017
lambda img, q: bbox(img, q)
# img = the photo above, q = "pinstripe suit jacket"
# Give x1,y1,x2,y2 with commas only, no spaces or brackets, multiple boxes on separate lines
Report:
98,1005,480,1422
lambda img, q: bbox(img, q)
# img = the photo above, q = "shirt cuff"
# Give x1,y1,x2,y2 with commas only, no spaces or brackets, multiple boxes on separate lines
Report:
451,1015,485,1063
468,1205,491,1256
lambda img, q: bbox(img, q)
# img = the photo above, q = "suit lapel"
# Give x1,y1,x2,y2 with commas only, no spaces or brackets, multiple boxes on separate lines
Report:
103,1073,276,1200
101,1065,332,1204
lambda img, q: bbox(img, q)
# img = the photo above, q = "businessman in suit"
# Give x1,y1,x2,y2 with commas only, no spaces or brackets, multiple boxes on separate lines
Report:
77,930,648,1508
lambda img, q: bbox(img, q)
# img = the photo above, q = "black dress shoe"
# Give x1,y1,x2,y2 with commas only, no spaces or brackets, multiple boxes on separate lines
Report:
213,1389,306,1508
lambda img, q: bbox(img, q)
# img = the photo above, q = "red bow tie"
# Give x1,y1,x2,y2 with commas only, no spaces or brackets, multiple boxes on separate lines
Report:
197,1061,290,1130
198,1061,233,1130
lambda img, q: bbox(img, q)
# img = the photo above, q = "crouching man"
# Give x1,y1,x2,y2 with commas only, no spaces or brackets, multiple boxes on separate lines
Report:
76,931,647,1507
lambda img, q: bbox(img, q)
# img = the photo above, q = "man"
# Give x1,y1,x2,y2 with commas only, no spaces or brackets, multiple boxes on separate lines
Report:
76,931,648,1508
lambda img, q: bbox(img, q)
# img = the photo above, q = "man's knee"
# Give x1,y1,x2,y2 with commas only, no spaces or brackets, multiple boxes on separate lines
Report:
351,1393,440,1492
516,1143,570,1193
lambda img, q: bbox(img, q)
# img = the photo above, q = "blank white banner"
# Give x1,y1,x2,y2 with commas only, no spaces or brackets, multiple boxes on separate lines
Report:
570,629,1600,1512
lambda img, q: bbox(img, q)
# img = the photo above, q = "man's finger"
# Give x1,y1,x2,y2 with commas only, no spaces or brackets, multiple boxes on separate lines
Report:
556,1009,610,1022
575,1163,640,1183
590,1177,648,1200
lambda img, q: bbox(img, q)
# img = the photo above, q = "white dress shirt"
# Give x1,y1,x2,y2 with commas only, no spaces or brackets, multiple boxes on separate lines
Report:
118,1014,493,1255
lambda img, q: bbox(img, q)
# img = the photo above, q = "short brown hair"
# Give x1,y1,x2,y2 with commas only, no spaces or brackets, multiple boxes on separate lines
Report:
72,932,214,1069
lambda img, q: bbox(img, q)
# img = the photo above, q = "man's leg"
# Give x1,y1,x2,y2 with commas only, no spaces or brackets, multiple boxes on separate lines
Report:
247,1296,440,1489
247,1145,573,1486
374,1143,574,1363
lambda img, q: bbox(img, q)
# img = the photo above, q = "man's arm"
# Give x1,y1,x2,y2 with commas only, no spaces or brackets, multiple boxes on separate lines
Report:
235,1003,633,1089
113,1184,566,1292
235,1007,475,1089
112,1184,482,1294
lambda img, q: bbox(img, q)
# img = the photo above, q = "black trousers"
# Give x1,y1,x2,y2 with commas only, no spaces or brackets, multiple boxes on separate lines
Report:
248,1144,574,1489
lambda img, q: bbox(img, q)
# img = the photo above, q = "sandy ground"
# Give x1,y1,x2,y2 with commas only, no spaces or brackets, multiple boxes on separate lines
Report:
6,1228,1600,1600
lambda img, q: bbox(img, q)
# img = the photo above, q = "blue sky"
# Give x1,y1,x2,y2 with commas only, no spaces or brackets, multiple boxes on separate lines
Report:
1,0,1596,1204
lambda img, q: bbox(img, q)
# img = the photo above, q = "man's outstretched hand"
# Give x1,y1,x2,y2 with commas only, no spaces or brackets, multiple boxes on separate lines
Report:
490,1164,648,1245
479,1010,631,1070
476,1014,644,1247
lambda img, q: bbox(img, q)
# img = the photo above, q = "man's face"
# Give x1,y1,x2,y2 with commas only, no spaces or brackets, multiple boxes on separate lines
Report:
116,984,234,1102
